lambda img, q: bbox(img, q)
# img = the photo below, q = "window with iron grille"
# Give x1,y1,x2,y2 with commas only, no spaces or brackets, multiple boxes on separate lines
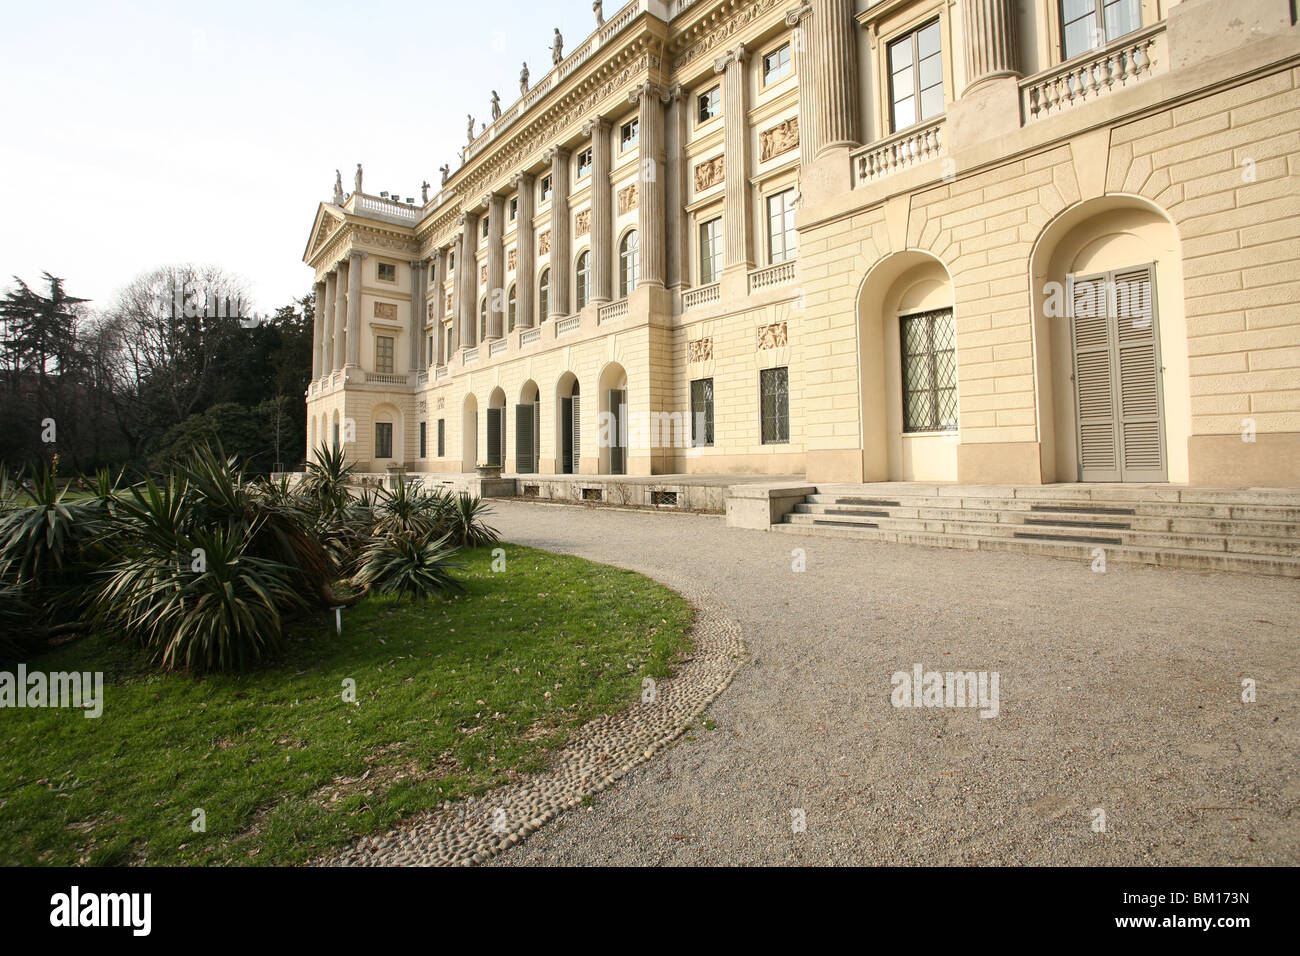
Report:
375,335,395,374
699,217,722,285
697,86,720,123
763,43,792,85
760,367,789,445
620,230,639,297
377,261,397,282
419,421,427,459
374,422,393,459
888,19,943,132
900,308,958,433
767,189,798,264
437,419,445,457
575,252,591,309
1060,0,1141,60
691,377,715,447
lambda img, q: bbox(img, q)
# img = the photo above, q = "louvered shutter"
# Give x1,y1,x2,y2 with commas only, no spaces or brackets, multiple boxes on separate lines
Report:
560,397,573,473
1071,276,1121,482
515,404,534,474
608,389,627,475
571,395,581,469
1114,267,1166,481
533,400,541,474
486,408,502,467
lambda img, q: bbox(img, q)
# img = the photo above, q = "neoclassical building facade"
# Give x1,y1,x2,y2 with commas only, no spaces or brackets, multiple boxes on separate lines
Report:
303,0,1300,487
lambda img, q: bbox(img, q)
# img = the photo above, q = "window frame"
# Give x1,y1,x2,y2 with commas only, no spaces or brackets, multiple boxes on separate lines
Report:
377,261,397,283
1058,0,1144,62
374,421,394,459
699,217,723,285
886,17,945,133
690,377,715,448
576,147,593,180
575,251,591,310
766,188,798,265
619,229,640,298
759,366,790,445
763,42,792,86
507,283,517,332
620,118,639,151
696,86,721,125
538,267,551,321
899,307,959,434
437,419,446,458
418,421,427,459
374,334,395,375
540,175,553,201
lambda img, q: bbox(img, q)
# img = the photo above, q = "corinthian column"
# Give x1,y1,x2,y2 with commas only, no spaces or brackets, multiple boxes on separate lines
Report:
311,281,325,379
323,271,338,372
332,260,348,371
345,251,365,368
962,0,1020,90
714,44,753,272
584,117,613,304
630,82,667,288
785,2,818,168
433,247,449,366
513,172,536,327
486,194,506,338
547,147,572,315
459,213,479,347
809,0,860,154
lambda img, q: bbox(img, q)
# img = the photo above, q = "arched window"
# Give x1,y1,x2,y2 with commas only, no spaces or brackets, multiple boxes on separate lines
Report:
479,297,487,343
507,284,517,333
538,268,551,322
575,252,591,310
619,230,639,298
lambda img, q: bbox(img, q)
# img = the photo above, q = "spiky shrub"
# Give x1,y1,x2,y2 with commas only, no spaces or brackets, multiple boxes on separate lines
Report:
351,530,465,603
448,493,500,549
95,515,305,672
0,585,46,666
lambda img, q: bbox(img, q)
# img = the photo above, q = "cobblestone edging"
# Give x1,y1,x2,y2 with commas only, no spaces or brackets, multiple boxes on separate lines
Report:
323,613,743,866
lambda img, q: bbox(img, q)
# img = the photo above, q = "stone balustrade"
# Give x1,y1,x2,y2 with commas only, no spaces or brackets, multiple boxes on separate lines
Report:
1022,25,1166,121
852,118,946,187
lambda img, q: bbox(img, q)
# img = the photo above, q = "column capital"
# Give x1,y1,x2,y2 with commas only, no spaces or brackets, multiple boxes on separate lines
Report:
347,250,368,263
511,170,536,189
713,42,746,74
581,115,611,137
628,81,671,106
784,1,811,26
543,146,570,164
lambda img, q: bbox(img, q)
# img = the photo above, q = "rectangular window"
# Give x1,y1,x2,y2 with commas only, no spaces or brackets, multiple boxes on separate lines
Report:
374,422,393,459
691,378,715,447
448,251,455,271
576,148,593,179
437,419,446,458
621,119,639,150
377,262,397,282
760,367,790,445
699,217,723,285
763,43,792,85
375,335,395,374
1060,0,1142,60
888,19,944,132
767,189,798,265
481,217,489,239
419,421,427,459
900,308,958,433
697,86,721,123
540,175,553,201
509,197,518,221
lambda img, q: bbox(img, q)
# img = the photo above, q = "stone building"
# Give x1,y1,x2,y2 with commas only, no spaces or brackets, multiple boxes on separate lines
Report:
302,0,1300,489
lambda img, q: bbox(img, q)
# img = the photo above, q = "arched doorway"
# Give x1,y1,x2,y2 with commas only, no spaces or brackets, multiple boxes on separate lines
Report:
857,251,958,481
370,402,403,470
1030,196,1189,483
461,394,478,472
556,373,581,474
516,381,540,474
487,387,507,468
597,362,628,475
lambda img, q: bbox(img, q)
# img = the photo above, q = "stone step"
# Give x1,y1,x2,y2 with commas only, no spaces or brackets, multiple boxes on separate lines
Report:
794,503,1299,537
813,483,1300,508
784,512,1300,557
803,494,1300,523
772,520,1300,578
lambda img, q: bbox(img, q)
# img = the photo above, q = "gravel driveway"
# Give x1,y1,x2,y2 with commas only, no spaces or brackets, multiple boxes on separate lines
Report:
481,498,1299,866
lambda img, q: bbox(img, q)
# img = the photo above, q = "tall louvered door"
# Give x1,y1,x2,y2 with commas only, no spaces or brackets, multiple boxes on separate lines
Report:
1070,265,1165,482
485,408,502,467
608,389,627,475
559,398,573,473
515,404,534,474
532,400,541,474
570,395,581,471
1113,267,1167,481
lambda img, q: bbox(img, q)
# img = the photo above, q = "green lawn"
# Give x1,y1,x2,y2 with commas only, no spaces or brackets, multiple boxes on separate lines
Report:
0,544,693,865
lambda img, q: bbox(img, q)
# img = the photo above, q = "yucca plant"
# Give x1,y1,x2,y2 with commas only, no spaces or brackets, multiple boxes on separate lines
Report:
95,518,305,672
351,530,464,602
448,493,500,549
297,443,354,520
371,477,446,539
0,584,47,665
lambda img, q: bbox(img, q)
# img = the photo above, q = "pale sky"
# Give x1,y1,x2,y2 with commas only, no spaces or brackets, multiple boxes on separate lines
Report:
0,0,595,312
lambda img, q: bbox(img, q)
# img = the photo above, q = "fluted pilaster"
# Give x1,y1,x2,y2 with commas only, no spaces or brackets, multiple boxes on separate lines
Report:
486,194,506,338
408,260,424,373
433,247,449,365
311,282,324,379
785,2,819,166
809,0,860,154
664,86,689,291
331,262,347,371
458,214,479,347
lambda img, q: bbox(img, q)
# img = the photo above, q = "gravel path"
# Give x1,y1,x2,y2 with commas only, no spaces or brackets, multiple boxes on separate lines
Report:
347,499,1300,866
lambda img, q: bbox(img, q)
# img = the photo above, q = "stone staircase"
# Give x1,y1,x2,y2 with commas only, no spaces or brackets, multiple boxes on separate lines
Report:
773,483,1300,577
